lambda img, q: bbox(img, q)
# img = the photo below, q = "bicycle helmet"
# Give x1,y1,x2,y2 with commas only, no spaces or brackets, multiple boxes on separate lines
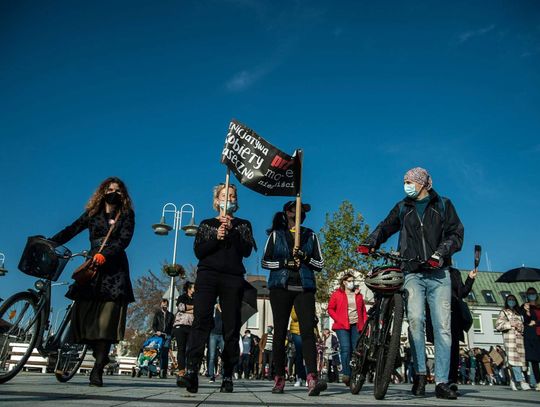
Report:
364,265,404,293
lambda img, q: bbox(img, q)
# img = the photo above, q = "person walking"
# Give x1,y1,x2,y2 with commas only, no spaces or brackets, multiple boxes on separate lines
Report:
358,167,464,399
259,325,274,380
208,303,224,383
289,307,307,387
172,282,195,377
151,298,174,378
495,295,531,390
261,201,327,396
49,176,135,387
177,183,255,394
240,330,256,379
522,287,540,390
327,272,367,386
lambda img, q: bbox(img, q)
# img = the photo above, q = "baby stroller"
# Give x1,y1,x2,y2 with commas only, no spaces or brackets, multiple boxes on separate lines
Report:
131,335,163,378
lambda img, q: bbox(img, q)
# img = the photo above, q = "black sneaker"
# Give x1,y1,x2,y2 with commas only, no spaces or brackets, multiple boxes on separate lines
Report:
436,382,458,399
176,370,199,393
209,375,216,383
220,377,234,393
411,374,426,396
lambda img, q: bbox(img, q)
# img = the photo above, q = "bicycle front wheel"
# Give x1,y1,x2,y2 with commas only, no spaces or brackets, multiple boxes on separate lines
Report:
373,292,404,400
0,292,42,384
54,343,88,382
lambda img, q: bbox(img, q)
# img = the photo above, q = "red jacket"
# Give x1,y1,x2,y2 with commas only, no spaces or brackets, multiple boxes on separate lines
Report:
328,289,367,332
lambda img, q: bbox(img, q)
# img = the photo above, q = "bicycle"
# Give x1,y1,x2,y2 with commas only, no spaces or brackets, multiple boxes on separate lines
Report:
349,250,420,400
0,236,91,384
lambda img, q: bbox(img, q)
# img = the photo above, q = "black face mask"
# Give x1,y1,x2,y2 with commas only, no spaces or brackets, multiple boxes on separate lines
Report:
104,192,122,205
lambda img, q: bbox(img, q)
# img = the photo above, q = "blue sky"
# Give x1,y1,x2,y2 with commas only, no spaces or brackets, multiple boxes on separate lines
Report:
1,1,539,313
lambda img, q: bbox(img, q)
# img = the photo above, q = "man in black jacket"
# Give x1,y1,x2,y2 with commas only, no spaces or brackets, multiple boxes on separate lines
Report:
152,298,174,378
358,167,464,400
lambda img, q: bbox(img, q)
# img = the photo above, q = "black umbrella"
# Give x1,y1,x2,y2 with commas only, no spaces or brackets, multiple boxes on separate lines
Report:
240,280,258,325
496,266,540,283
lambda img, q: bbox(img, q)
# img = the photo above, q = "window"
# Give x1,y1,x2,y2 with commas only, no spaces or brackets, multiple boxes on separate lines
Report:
246,312,259,329
500,291,512,302
473,313,482,333
519,292,528,303
491,314,500,333
467,291,477,302
482,290,497,304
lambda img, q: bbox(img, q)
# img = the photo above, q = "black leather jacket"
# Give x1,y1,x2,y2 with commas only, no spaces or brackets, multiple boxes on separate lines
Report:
151,308,174,335
365,189,464,272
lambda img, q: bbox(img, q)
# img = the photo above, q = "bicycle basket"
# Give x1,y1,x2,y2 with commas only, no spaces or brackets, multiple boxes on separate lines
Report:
365,265,404,293
18,236,71,281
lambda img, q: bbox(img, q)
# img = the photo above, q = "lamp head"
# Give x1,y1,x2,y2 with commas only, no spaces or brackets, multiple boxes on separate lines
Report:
182,217,198,237
152,216,173,236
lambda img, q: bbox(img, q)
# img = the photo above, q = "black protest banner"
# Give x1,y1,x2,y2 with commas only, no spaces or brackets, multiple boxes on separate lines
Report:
221,119,298,196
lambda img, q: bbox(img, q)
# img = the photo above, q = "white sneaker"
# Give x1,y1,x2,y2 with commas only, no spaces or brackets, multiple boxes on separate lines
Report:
294,379,302,387
521,382,531,391
510,381,518,391
535,385,540,391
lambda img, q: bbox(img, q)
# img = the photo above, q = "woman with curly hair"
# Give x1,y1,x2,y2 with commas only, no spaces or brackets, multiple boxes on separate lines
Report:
50,177,135,387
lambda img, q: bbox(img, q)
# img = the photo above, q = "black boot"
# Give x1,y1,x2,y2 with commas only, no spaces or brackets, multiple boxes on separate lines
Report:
176,370,199,393
220,377,234,393
436,383,458,399
89,341,110,387
89,364,104,387
411,374,426,396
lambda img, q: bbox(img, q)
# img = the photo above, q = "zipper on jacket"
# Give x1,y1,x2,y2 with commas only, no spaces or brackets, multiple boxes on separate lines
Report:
416,211,428,260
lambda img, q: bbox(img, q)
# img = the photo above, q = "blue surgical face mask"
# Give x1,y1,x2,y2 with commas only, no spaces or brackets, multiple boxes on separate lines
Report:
507,300,517,308
404,183,419,198
528,294,538,302
219,200,237,214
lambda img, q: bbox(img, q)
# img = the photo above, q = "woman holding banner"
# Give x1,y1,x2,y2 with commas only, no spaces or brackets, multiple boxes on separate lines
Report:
261,201,327,396
177,183,256,394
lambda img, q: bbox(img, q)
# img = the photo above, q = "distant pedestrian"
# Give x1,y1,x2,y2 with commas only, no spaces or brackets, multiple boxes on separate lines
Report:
328,272,367,386
207,303,224,383
151,298,174,378
521,287,540,390
172,282,194,377
49,176,135,387
495,295,531,390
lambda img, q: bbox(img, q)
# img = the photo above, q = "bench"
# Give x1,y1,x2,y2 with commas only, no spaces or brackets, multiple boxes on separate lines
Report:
7,343,48,373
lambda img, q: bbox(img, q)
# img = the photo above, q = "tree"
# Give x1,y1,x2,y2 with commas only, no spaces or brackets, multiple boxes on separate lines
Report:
316,201,373,312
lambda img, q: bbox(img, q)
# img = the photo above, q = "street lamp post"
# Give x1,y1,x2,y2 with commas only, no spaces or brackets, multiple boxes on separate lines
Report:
152,203,198,313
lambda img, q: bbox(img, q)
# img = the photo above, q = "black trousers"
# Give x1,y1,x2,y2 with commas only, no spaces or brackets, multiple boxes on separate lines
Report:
186,269,244,377
269,288,317,377
173,325,191,371
448,319,462,384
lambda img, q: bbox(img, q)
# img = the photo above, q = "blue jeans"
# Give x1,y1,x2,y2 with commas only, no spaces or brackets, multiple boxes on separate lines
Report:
208,333,224,377
335,325,359,377
291,333,306,380
405,268,451,384
512,366,524,382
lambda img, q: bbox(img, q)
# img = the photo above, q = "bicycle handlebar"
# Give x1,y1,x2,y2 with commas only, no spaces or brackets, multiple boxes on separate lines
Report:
361,249,423,264
63,250,92,260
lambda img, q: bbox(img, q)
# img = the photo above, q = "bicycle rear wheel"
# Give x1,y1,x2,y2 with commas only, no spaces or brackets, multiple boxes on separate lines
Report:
349,319,374,395
0,292,42,384
373,292,404,400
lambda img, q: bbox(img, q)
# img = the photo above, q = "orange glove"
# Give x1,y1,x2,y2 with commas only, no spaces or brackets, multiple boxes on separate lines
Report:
93,253,106,265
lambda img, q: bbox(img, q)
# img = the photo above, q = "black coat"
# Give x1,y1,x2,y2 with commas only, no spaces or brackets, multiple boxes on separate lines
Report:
151,309,174,335
426,268,474,343
50,209,135,303
522,304,540,362
366,189,464,272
